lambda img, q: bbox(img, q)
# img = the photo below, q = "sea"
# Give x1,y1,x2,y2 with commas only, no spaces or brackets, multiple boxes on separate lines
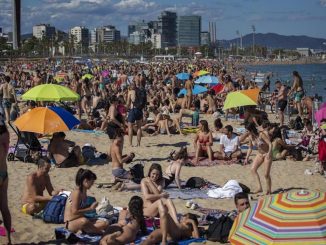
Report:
245,63,326,101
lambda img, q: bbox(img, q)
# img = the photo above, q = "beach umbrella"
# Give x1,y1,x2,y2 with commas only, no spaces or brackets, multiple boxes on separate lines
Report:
229,190,326,244
82,74,94,80
14,106,80,134
178,85,208,96
21,84,80,102
193,70,209,77
315,106,326,126
223,88,260,110
195,75,219,85
176,73,190,80
211,83,224,94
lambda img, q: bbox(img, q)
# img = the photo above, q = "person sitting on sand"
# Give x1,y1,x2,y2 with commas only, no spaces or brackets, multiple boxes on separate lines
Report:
100,196,147,245
244,123,273,195
213,118,224,141
163,147,190,189
271,128,290,161
21,157,59,215
48,132,83,168
141,164,179,222
152,111,183,136
142,203,199,245
193,120,213,164
214,125,242,160
243,106,268,127
64,168,109,234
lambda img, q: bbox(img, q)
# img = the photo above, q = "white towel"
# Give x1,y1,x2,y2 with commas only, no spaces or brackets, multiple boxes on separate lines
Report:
207,180,242,199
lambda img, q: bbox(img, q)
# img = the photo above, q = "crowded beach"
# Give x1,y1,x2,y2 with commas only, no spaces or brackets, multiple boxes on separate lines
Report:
0,59,325,244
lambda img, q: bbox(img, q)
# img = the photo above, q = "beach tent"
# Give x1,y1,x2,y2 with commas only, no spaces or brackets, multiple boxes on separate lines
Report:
195,75,218,85
223,88,260,110
229,190,326,244
178,85,208,96
21,84,80,102
14,107,80,134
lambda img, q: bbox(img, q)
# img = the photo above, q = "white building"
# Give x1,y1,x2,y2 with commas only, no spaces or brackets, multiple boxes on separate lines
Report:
96,26,121,43
151,33,162,49
296,48,311,57
129,31,146,45
70,26,89,49
33,24,56,39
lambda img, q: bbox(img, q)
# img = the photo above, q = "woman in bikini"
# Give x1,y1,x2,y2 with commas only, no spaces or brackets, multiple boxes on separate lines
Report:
0,116,12,244
244,122,273,195
100,196,147,245
141,164,179,223
193,120,213,164
81,78,92,117
64,168,108,234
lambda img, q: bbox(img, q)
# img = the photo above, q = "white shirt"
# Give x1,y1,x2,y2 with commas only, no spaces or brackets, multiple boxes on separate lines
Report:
220,134,239,152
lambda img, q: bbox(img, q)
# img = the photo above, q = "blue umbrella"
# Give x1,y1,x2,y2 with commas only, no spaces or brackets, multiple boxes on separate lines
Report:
178,85,208,96
195,75,219,85
176,73,190,80
49,106,80,130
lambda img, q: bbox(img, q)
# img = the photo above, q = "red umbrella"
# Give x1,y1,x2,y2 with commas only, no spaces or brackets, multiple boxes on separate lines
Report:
211,83,224,94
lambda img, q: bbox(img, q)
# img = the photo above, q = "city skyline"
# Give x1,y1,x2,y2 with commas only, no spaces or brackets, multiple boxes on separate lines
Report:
0,0,326,39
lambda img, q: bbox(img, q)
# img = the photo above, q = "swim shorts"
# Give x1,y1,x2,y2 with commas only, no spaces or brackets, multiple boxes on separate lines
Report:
112,168,129,179
277,99,288,112
294,91,304,102
127,108,143,123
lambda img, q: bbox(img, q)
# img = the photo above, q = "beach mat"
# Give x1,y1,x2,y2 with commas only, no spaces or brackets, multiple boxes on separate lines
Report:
166,188,211,200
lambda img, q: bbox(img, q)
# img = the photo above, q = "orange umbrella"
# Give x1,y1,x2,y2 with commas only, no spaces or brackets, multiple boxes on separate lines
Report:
193,70,209,77
223,88,260,110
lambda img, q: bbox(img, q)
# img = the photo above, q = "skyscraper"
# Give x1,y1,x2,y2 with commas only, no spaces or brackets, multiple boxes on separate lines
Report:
33,24,56,39
158,11,177,48
12,0,21,49
177,15,201,47
70,26,89,50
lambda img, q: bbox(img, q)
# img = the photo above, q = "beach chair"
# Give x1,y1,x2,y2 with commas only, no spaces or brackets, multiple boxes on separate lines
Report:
7,122,42,163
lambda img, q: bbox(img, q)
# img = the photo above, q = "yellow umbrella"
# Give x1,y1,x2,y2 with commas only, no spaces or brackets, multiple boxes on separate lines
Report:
193,70,209,77
82,74,94,80
223,88,260,110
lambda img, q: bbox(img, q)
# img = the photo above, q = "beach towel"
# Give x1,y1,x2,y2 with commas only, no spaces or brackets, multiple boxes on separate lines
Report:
0,226,15,236
207,180,242,199
167,187,211,200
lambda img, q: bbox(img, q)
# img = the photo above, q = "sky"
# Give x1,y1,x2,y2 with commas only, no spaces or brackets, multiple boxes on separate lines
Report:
0,0,326,39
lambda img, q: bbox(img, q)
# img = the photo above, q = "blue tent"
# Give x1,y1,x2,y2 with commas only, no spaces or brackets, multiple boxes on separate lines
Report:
176,73,190,80
178,85,208,96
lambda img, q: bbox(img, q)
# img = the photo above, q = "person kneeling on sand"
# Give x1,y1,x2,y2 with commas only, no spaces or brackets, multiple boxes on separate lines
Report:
48,132,83,168
21,157,60,215
64,168,109,234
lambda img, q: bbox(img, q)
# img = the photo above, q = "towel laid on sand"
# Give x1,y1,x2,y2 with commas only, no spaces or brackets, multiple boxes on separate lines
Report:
207,180,242,199
0,226,15,236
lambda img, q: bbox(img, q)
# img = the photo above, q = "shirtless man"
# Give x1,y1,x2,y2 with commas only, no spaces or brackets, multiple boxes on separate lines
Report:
48,132,82,168
21,158,59,215
184,76,193,109
0,76,17,122
275,80,288,126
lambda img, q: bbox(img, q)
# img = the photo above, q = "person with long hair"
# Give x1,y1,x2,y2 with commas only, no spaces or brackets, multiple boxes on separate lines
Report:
100,196,147,245
193,120,213,164
141,163,178,223
0,115,12,244
64,168,108,234
288,71,304,117
244,122,273,195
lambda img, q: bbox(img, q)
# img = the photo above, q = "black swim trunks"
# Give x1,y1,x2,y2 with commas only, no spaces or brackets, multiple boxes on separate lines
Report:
277,99,288,112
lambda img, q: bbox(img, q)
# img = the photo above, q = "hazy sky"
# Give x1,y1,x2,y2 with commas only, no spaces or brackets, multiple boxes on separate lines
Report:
1,0,326,39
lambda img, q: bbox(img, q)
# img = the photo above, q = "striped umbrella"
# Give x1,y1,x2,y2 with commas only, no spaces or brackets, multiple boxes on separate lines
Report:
229,190,326,244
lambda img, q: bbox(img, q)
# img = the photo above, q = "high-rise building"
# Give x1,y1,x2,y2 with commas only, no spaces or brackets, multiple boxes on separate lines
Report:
177,15,201,47
96,26,121,43
33,24,56,39
129,31,146,45
151,33,162,49
70,26,89,48
128,24,136,37
158,11,177,48
200,31,210,46
12,0,21,49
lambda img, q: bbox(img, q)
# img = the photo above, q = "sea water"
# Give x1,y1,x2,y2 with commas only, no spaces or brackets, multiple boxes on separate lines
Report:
245,63,326,100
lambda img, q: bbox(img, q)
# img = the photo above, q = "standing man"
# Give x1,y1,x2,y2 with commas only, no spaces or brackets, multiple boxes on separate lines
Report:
275,80,288,126
185,75,193,109
0,76,17,123
126,80,147,147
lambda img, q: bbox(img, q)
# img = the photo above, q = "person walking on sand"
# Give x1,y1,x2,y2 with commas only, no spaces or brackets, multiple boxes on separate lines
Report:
288,71,304,117
0,76,17,123
0,115,12,244
185,75,193,109
275,80,288,126
244,122,273,195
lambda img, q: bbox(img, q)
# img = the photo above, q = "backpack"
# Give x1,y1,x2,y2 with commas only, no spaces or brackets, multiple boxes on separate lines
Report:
206,215,234,243
133,87,147,110
43,194,68,224
185,177,207,189
129,163,144,184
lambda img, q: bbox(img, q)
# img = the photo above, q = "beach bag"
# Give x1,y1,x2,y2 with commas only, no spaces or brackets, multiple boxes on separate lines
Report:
133,87,147,110
318,139,326,161
130,163,144,184
206,215,234,243
43,194,68,224
185,177,207,189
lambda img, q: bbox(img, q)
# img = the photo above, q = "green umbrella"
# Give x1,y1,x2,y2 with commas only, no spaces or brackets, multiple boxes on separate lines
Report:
223,88,260,110
82,74,94,80
21,84,80,102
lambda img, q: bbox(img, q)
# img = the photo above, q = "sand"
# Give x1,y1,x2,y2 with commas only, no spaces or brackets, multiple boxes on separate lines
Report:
2,113,326,245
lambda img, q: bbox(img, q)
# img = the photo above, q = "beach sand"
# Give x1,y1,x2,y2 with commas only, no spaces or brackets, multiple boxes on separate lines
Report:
2,113,326,244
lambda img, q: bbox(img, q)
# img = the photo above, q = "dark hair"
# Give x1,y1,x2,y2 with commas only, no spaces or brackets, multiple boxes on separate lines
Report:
271,128,282,141
53,132,66,138
75,168,97,191
37,157,51,168
275,80,281,84
110,95,118,104
200,120,209,133
128,196,147,235
261,121,271,129
147,163,163,180
246,122,259,136
174,147,188,160
184,213,198,231
234,192,249,205
214,118,223,130
225,125,233,133
4,76,10,83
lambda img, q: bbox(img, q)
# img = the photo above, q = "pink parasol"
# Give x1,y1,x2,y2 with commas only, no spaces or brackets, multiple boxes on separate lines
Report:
315,106,326,125
101,70,109,78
